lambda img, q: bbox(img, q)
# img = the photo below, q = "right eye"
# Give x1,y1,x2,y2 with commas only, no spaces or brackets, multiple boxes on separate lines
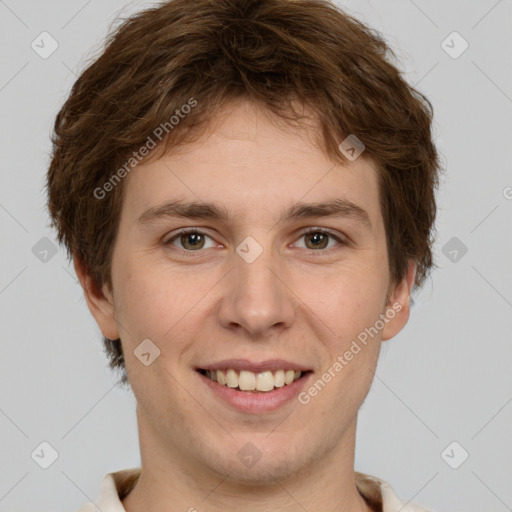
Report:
164,228,219,252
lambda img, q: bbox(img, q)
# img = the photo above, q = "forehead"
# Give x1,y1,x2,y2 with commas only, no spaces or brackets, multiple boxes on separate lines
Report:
120,100,382,228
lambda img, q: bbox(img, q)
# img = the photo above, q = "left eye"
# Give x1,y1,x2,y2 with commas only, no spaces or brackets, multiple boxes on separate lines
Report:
295,229,344,251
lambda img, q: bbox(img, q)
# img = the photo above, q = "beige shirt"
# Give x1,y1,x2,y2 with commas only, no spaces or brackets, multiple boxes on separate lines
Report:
76,468,434,512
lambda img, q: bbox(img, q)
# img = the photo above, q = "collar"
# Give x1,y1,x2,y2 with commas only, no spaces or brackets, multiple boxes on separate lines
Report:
79,467,432,512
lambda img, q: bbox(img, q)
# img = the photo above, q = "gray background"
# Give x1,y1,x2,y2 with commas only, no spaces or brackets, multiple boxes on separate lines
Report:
1,0,511,511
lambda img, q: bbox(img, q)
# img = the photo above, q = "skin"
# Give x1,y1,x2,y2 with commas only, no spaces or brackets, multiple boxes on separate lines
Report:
75,99,415,512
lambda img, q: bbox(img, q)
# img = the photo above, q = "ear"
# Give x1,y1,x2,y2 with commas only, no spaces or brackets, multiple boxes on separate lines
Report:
73,254,120,340
381,260,416,341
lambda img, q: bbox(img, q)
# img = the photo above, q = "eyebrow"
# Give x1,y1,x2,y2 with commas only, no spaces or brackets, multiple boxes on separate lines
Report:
137,198,372,229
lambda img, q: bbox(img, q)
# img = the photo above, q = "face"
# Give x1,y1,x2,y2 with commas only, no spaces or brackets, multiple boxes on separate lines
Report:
79,100,414,485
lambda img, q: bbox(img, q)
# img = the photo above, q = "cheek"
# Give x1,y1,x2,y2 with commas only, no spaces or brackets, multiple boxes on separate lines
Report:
297,265,388,343
111,257,170,342
112,256,214,350
302,276,385,405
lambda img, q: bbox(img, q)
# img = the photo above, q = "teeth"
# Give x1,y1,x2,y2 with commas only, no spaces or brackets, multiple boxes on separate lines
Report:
274,369,285,388
285,370,295,385
226,368,238,388
239,370,256,390
204,368,304,392
217,370,226,385
255,371,274,392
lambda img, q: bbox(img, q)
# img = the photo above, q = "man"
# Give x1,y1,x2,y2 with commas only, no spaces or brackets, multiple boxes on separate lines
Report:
46,0,441,510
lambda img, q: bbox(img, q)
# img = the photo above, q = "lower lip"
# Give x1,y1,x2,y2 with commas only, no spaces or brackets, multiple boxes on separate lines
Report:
197,371,312,414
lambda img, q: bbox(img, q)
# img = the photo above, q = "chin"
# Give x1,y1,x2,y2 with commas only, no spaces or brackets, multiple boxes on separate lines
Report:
198,434,320,487
211,453,305,487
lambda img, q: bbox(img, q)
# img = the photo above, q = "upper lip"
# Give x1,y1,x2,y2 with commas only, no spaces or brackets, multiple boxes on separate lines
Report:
197,359,312,373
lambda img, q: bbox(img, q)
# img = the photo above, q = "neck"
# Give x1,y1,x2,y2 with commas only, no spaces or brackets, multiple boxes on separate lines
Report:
122,409,373,512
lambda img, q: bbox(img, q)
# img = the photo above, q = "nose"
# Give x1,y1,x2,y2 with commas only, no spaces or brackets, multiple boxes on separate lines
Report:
216,238,296,338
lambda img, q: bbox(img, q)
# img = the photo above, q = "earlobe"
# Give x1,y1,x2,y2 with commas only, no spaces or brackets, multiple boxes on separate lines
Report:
73,255,120,340
381,261,416,341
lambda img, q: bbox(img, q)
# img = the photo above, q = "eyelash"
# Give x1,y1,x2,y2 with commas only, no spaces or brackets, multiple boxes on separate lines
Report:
164,227,347,256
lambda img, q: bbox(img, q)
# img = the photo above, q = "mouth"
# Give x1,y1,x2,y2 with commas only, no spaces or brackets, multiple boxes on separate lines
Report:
197,368,312,393
194,359,314,413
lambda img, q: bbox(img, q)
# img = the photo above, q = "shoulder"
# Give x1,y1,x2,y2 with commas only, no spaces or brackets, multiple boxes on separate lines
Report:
355,471,437,512
74,468,141,512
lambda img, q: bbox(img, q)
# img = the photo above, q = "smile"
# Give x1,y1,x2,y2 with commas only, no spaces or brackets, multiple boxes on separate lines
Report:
199,368,305,392
195,359,313,413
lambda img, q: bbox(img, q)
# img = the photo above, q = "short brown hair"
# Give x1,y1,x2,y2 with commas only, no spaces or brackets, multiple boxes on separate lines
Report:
47,0,442,385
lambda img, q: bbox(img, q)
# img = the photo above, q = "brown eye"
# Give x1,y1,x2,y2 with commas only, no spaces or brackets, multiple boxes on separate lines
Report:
180,232,205,250
296,229,345,252
166,229,216,251
304,231,329,250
